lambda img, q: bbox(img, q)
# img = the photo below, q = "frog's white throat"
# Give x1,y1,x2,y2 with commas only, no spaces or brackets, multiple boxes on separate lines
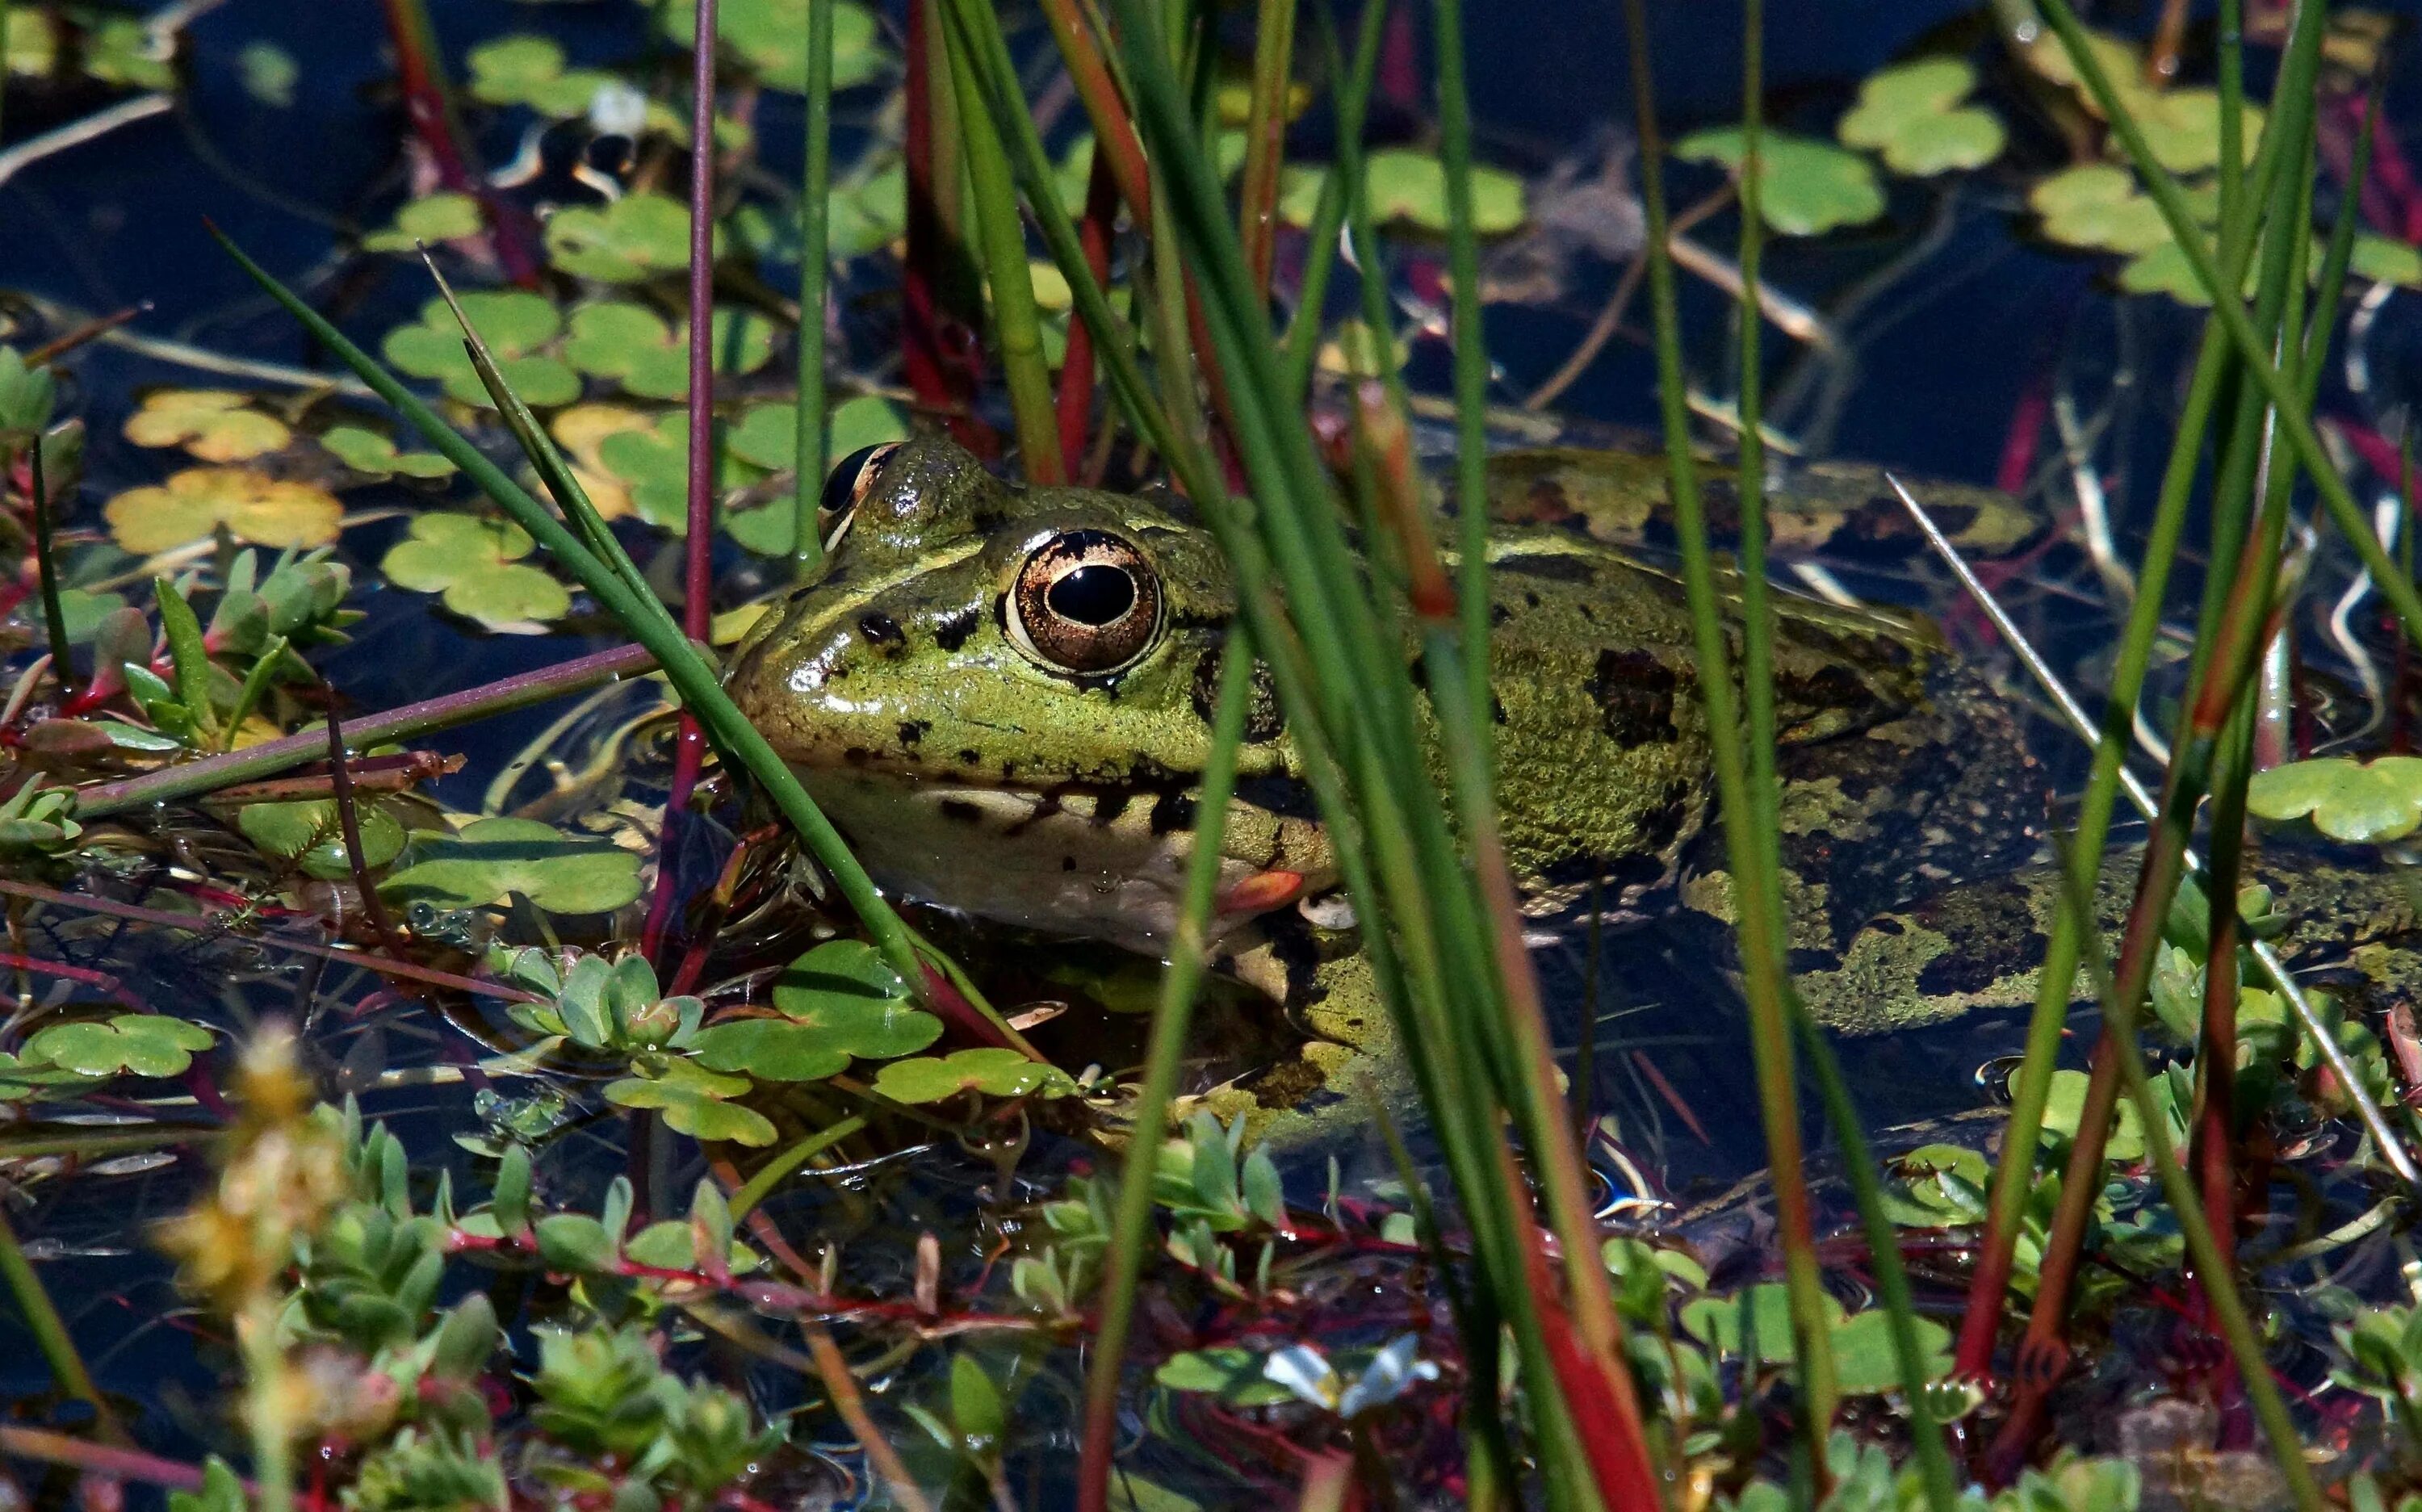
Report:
794,769,1338,956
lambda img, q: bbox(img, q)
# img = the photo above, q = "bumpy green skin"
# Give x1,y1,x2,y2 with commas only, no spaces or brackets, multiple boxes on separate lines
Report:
728,437,2046,1139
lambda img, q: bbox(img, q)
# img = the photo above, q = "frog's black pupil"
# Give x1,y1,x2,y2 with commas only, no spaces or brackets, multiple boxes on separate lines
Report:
821,444,893,517
1047,564,1136,626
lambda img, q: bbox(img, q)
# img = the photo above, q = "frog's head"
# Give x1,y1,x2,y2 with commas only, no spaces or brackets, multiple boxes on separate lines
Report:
728,437,1327,951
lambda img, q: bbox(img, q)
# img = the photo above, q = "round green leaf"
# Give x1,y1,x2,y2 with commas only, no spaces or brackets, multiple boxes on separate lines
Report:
603,1074,776,1146
383,292,577,408
660,0,886,93
364,193,486,253
2029,164,2170,254
123,389,291,463
320,425,456,480
383,514,572,630
1828,1309,1951,1395
2247,756,2422,844
594,412,769,530
104,468,344,554
872,1048,1068,1105
545,195,701,284
563,302,775,400
383,817,643,915
1837,57,2005,178
236,798,407,880
27,1014,215,1079
687,1018,853,1083
1673,128,1884,237
769,940,941,1062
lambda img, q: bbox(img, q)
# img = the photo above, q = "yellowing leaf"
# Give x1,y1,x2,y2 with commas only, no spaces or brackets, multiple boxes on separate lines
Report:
123,390,291,463
105,468,343,554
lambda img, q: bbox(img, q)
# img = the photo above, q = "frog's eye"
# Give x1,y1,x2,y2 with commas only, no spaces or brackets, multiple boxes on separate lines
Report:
819,442,905,537
1006,530,1163,676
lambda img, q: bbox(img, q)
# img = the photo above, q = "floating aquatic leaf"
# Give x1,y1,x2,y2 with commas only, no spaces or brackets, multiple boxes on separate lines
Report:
767,940,940,1061
1152,1347,1296,1407
1827,1309,1952,1395
1673,128,1884,237
872,1048,1069,1105
237,798,408,880
622,1218,759,1275
319,425,456,480
544,195,701,284
122,390,291,463
2350,233,2422,289
26,1014,215,1079
0,346,57,438
686,1018,851,1083
2028,164,2170,255
384,291,579,409
604,1064,776,1146
2248,756,2422,844
466,35,615,118
1682,1283,1846,1363
660,0,886,93
4,8,57,75
545,402,650,520
363,193,485,254
105,467,343,553
383,817,643,915
561,302,775,400
594,410,766,530
2044,1066,2149,1161
2134,90,2264,177
1277,147,1525,235
1837,57,2005,177
382,514,571,630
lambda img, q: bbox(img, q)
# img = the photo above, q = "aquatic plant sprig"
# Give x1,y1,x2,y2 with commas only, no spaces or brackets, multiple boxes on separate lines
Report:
790,0,836,576
202,229,945,1016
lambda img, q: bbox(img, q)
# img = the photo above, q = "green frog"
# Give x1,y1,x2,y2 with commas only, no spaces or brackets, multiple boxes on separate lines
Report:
725,435,2104,1139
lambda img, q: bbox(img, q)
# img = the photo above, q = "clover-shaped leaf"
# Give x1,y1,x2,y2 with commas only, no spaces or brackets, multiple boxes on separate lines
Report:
26,1014,214,1079
237,798,407,880
382,514,572,630
123,390,291,463
562,303,775,400
687,1018,850,1083
1154,1348,1296,1407
383,291,578,409
319,425,457,479
594,411,768,530
604,1061,775,1146
769,940,941,1061
2248,756,2422,844
545,195,702,284
467,36,615,118
1673,129,1884,237
383,817,643,915
1827,1310,1953,1395
1837,57,2004,177
547,403,651,520
105,467,343,554
2135,90,2263,177
2028,164,2169,254
1681,1283,1848,1363
1276,148,1523,235
364,192,486,253
873,1048,1071,1105
661,0,886,93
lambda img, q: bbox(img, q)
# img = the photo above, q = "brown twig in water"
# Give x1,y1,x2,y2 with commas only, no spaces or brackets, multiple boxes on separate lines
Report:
1523,184,1733,413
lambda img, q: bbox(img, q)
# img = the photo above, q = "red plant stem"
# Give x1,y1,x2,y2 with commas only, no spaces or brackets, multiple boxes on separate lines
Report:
0,1425,233,1493
0,879,540,1003
1055,149,1119,468
73,643,657,819
375,0,541,287
321,702,409,954
645,0,724,968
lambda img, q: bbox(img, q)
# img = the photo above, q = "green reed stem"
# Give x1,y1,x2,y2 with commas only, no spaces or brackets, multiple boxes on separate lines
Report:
790,0,836,575
241,1299,294,1512
1077,624,1255,1512
729,1116,865,1220
2051,861,2326,1512
1622,0,1836,1435
1433,0,1491,762
941,12,1063,484
1236,0,1296,298
1279,0,1385,403
220,634,288,754
1953,16,2303,1378
209,228,932,1003
0,1207,117,1435
27,439,71,699
2039,0,2422,651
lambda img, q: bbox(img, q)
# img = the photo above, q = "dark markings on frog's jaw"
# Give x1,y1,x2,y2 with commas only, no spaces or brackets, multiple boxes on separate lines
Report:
934,606,981,651
897,719,929,750
1592,647,1679,745
938,797,983,824
1148,790,1198,836
957,748,982,765
1092,790,1135,827
1234,773,1321,822
1494,551,1597,583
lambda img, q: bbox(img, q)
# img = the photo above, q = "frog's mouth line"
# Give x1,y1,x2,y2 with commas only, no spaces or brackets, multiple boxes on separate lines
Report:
791,768,1337,957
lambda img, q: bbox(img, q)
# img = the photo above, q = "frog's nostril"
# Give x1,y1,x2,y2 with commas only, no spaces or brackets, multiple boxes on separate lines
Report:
1047,564,1137,626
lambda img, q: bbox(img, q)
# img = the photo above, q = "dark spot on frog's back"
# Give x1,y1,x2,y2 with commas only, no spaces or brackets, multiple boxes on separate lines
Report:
1592,647,1678,745
934,606,980,651
859,612,907,651
1494,550,1596,582
897,720,928,749
1910,876,2044,996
